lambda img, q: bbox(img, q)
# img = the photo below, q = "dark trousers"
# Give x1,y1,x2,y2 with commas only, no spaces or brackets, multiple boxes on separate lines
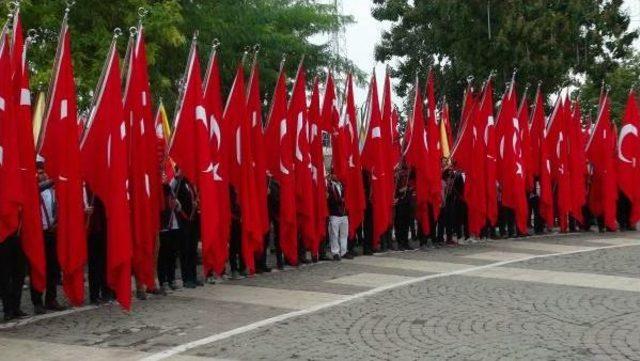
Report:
30,232,60,306
0,235,26,316
229,219,244,272
394,204,411,248
272,220,284,267
530,195,544,233
157,229,180,284
88,230,110,302
498,206,516,238
180,225,198,283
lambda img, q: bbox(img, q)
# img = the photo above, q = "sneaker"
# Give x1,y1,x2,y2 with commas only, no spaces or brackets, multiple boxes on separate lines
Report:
183,281,197,289
168,281,179,290
332,254,341,261
230,271,246,280
13,310,29,319
206,276,217,284
342,253,354,260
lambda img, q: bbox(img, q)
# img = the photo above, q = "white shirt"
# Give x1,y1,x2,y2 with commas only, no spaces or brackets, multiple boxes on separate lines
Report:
40,187,56,231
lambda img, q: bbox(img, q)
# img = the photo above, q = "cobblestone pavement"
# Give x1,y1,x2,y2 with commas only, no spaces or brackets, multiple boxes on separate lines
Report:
1,232,640,360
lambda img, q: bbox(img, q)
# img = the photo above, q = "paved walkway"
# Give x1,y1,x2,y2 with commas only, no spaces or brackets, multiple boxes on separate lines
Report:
1,232,640,360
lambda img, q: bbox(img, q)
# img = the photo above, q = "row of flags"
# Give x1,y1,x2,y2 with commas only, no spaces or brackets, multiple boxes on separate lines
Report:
2,7,640,312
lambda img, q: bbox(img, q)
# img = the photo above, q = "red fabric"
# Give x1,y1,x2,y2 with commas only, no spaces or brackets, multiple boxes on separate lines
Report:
324,73,347,180
586,95,618,231
153,105,174,182
403,79,431,234
568,101,587,225
495,83,527,234
479,80,497,226
246,60,269,252
546,97,571,231
517,96,533,192
289,64,316,254
530,88,553,228
391,108,401,160
308,78,328,252
123,27,159,291
381,72,397,221
38,24,86,306
0,29,20,242
202,49,230,276
424,70,442,221
442,102,454,154
452,86,477,173
81,42,133,310
170,41,224,277
360,74,391,249
617,91,640,224
223,65,260,273
264,69,297,265
11,13,46,292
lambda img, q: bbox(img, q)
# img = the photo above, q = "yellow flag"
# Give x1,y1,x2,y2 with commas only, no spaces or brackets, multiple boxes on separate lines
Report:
158,101,172,141
32,91,46,146
440,116,450,159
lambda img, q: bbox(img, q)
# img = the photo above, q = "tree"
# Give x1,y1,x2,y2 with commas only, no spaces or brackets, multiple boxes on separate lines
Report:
372,0,638,123
9,0,355,116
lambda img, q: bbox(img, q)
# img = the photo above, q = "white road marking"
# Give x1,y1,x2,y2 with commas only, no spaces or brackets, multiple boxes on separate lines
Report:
141,241,640,361
326,273,416,288
494,240,597,253
176,285,346,310
348,256,472,273
467,267,640,293
0,305,97,330
463,251,539,261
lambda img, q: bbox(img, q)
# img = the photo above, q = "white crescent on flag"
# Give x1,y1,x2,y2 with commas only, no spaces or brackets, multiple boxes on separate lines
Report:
618,123,638,165
210,115,221,150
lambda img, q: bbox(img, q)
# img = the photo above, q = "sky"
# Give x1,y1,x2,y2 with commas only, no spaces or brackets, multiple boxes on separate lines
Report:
338,0,640,107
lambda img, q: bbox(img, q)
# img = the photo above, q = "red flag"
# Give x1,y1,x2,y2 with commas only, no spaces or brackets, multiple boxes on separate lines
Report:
451,84,477,172
424,70,442,220
495,81,527,233
0,25,20,243
170,38,225,277
568,100,587,225
246,57,269,248
586,94,617,231
361,74,391,249
289,62,316,255
38,19,86,306
381,70,397,214
81,39,132,310
223,63,261,273
517,92,533,192
154,102,175,182
338,74,365,238
264,65,297,265
323,73,348,181
479,79,497,226
308,77,328,249
403,78,431,234
11,13,46,292
546,95,571,231
530,86,553,228
617,91,640,224
202,45,230,276
123,26,159,291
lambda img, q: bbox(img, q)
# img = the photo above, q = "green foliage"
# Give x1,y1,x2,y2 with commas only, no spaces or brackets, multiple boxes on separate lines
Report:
6,0,356,116
578,53,640,123
372,0,638,123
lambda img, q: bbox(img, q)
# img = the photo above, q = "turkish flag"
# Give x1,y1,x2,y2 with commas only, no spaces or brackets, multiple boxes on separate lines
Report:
451,85,477,172
38,21,86,306
308,77,328,249
10,12,46,293
81,40,133,310
223,64,261,273
323,73,347,181
568,100,587,225
586,94,618,231
617,91,640,224
338,74,365,238
202,47,230,276
478,80,497,226
530,86,554,228
0,27,21,243
246,58,270,250
403,78,431,234
289,63,316,255
517,93,533,193
424,70,442,221
361,74,391,249
546,96,572,231
381,71,397,215
154,102,175,182
123,26,159,291
264,67,297,265
170,39,226,277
